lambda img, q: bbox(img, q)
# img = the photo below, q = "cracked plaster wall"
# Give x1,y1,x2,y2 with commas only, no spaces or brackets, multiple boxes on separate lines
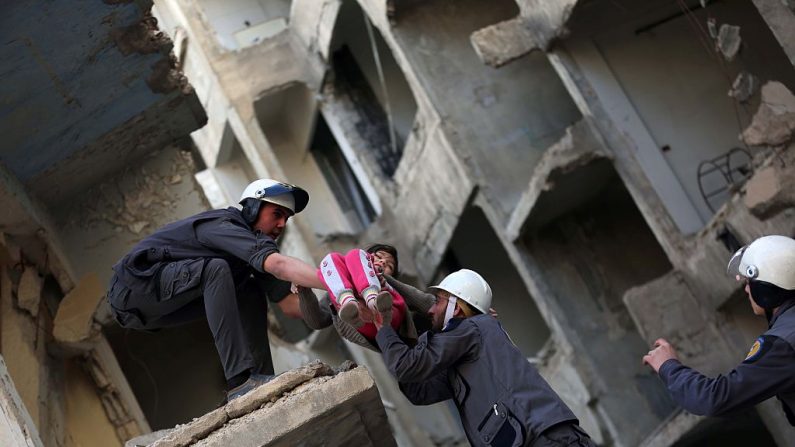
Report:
54,147,208,296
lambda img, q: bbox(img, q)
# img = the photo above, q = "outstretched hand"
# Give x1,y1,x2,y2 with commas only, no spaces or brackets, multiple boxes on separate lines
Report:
642,338,679,373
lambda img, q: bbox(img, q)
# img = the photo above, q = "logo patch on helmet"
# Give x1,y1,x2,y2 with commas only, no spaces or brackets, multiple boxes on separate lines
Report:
743,335,775,364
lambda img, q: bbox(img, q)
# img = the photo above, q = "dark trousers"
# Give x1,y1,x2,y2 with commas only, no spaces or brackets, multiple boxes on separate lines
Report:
108,258,273,380
531,423,595,447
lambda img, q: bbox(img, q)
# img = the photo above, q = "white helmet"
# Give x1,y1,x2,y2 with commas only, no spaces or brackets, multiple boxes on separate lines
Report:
239,179,309,215
727,235,795,309
429,269,492,314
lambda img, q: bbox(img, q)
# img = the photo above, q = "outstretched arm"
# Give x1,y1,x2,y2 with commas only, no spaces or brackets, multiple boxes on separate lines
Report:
264,253,324,289
297,287,333,329
384,275,435,314
646,337,795,416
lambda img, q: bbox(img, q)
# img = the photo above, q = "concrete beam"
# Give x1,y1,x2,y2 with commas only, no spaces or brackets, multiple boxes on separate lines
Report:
85,337,152,441
53,273,104,348
470,0,581,68
203,367,393,447
471,17,540,68
0,355,44,447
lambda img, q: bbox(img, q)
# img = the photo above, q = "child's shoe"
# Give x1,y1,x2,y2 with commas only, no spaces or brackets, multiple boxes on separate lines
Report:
338,293,363,328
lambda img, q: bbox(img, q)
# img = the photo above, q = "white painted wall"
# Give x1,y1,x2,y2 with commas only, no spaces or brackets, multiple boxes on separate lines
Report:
197,0,291,50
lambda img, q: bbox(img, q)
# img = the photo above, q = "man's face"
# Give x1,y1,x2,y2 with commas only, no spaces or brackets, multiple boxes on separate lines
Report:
254,202,291,239
372,250,396,276
429,291,451,331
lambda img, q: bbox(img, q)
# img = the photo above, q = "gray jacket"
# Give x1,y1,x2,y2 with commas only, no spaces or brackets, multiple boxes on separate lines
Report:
376,315,577,446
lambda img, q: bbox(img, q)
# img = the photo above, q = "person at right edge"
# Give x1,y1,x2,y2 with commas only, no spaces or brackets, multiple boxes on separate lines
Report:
372,268,595,446
643,235,795,425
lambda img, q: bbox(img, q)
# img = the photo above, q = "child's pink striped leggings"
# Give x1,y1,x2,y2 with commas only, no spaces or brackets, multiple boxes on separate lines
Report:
317,249,406,340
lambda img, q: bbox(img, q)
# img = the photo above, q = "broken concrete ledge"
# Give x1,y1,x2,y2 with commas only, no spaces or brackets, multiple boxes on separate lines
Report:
138,361,394,447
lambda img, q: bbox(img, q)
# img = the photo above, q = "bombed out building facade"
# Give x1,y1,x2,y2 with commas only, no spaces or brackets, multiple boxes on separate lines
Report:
2,0,795,446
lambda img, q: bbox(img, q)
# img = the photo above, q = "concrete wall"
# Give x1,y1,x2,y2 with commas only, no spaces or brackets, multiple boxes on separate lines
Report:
392,0,581,219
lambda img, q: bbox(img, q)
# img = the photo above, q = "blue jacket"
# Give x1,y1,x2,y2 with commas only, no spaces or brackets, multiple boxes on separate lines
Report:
376,315,577,446
659,301,795,424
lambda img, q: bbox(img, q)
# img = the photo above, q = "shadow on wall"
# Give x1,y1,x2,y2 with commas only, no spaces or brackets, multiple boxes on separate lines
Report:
521,161,676,444
673,409,776,447
327,0,418,178
439,205,551,357
104,322,225,430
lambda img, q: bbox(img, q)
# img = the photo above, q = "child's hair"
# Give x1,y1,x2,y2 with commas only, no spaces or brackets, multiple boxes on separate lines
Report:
366,243,399,276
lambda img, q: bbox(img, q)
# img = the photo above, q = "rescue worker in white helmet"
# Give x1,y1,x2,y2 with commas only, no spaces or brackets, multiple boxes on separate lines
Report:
373,269,595,446
643,235,795,425
107,179,324,401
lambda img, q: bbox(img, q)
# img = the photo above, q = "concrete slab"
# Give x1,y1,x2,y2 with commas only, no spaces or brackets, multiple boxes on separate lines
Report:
149,362,393,447
0,355,44,447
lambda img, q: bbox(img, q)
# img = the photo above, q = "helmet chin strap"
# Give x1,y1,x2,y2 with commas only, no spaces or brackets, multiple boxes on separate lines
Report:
443,296,457,330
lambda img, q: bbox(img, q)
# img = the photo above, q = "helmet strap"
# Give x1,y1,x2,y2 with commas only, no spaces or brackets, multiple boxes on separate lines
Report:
443,296,457,331
241,199,263,226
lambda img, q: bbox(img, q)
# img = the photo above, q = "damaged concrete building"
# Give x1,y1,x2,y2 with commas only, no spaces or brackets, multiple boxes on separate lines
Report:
2,0,795,446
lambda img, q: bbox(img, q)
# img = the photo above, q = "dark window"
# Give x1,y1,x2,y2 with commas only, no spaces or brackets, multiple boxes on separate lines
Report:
311,114,376,231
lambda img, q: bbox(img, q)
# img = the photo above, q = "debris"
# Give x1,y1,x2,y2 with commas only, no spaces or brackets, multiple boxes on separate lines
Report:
728,71,759,103
716,24,741,61
17,266,43,318
742,81,795,146
743,164,795,219
127,221,149,234
52,273,104,345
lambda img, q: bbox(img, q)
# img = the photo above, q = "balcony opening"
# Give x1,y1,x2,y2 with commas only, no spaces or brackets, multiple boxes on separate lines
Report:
327,0,418,177
521,161,676,443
